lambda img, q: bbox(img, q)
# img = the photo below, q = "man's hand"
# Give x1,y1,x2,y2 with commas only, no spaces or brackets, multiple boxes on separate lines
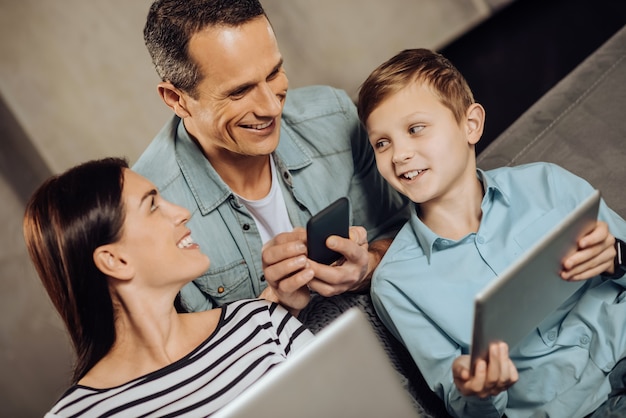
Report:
261,227,314,315
262,225,378,309
306,226,370,296
453,342,518,398
561,221,616,281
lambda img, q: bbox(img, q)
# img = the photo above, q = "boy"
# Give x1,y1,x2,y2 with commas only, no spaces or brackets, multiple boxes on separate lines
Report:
357,48,626,417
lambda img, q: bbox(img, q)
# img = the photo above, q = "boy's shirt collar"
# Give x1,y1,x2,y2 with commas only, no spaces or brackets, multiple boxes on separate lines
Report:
409,168,511,262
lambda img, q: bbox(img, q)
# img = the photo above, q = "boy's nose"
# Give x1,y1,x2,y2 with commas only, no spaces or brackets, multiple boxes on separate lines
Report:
392,148,414,164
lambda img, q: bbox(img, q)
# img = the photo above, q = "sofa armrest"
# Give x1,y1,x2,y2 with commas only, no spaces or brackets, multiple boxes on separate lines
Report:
477,25,626,217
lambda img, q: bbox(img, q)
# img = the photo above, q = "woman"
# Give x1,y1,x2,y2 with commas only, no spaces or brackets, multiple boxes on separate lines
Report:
23,157,313,417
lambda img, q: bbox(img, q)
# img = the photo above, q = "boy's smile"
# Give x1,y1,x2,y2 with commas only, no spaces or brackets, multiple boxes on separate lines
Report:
365,82,481,208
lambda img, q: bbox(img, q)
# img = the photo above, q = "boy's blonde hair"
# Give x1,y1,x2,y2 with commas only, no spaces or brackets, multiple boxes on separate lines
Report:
357,48,475,126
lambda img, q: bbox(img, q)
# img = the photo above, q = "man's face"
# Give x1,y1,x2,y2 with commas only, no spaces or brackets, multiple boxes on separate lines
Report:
182,16,288,162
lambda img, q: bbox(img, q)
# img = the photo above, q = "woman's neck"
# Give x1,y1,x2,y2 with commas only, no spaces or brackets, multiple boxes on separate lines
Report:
78,289,220,388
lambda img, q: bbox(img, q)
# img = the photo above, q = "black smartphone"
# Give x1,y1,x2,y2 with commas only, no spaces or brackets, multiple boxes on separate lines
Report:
306,197,350,265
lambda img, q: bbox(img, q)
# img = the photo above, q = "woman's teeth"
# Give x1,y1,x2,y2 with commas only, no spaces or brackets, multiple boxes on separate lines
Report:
177,235,195,249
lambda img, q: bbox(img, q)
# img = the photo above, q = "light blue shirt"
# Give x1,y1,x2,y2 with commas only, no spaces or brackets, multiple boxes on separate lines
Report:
134,85,409,312
371,163,626,418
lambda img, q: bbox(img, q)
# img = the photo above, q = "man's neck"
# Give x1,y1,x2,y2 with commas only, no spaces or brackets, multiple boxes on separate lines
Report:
209,151,272,200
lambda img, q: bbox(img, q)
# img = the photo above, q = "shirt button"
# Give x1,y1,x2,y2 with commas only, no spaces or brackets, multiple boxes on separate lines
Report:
547,330,557,341
217,286,225,294
476,236,485,244
440,239,449,246
243,223,250,231
260,274,266,282
580,335,590,345
283,172,290,180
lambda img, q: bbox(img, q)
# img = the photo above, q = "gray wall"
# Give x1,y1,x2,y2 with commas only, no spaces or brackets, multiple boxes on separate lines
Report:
0,1,509,415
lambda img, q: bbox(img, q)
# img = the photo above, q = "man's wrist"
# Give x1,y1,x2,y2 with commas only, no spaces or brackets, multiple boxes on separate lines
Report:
349,238,393,293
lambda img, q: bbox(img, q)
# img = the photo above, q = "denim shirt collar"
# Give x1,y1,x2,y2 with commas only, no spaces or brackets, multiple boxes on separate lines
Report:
175,118,313,215
409,168,511,262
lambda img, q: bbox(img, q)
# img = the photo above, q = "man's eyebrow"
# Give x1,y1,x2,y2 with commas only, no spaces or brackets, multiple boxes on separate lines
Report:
139,189,157,207
271,58,284,75
224,58,284,97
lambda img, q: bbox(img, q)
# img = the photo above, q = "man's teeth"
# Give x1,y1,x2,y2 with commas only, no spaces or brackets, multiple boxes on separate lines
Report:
249,120,272,130
402,169,423,179
177,235,195,249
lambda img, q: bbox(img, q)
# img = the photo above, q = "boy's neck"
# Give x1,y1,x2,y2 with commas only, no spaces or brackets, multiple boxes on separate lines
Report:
418,177,484,240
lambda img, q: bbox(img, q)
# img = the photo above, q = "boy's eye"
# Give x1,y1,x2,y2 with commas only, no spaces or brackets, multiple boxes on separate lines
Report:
374,139,390,149
408,125,425,135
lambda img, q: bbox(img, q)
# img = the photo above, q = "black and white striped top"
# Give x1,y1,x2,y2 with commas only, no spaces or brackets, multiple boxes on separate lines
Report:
45,299,313,417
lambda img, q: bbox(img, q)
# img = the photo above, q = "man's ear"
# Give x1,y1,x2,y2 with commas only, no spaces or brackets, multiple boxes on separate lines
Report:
158,81,191,119
465,103,485,146
93,245,134,281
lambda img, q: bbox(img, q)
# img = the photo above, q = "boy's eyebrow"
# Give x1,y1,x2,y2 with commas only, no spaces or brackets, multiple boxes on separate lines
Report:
223,58,284,97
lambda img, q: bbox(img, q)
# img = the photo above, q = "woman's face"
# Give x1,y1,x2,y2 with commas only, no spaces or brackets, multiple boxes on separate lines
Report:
115,169,210,287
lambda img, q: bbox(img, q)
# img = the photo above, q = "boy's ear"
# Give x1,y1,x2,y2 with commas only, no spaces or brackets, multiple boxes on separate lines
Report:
465,103,485,146
93,245,134,281
157,81,191,119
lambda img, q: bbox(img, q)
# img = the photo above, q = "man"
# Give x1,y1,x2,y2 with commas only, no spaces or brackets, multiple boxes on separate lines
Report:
134,0,409,316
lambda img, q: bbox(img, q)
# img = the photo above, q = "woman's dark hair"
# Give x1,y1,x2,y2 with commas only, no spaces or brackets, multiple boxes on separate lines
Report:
144,0,266,98
23,157,128,383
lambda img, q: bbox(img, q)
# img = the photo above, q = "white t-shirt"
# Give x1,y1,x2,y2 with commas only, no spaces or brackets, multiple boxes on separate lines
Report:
237,157,293,244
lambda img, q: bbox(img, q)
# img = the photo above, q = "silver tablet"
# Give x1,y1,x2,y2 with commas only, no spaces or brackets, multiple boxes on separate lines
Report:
213,308,421,418
470,190,601,372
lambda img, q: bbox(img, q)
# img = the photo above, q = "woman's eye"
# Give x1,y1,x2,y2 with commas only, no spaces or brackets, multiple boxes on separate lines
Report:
150,196,159,212
409,125,424,135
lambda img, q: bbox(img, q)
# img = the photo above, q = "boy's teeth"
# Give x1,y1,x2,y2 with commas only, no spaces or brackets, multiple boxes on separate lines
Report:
403,169,422,179
177,235,194,249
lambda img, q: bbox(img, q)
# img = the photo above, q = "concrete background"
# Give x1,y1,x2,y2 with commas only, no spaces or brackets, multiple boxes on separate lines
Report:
0,1,513,415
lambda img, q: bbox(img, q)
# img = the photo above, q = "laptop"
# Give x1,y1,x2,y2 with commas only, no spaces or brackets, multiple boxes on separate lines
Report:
470,190,601,371
213,307,421,418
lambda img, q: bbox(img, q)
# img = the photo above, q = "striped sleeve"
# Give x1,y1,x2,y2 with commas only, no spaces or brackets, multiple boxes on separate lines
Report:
267,301,314,355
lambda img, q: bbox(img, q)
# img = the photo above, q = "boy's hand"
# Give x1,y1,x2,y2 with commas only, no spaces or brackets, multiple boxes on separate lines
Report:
453,342,518,398
561,221,616,281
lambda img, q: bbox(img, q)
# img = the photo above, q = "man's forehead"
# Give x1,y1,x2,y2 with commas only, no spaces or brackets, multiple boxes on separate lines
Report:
188,19,282,87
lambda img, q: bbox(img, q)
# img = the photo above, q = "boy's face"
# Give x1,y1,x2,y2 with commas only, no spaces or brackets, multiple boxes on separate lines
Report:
365,82,483,206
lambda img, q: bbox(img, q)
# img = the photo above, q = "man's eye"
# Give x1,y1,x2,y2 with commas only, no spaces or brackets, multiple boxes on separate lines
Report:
267,68,281,80
230,86,251,99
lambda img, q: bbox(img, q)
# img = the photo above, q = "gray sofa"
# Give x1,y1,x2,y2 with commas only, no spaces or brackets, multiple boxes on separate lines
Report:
301,23,626,418
477,24,626,217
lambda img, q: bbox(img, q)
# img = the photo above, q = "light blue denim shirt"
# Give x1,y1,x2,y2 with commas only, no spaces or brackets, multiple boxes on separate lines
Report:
134,85,409,312
371,163,626,418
